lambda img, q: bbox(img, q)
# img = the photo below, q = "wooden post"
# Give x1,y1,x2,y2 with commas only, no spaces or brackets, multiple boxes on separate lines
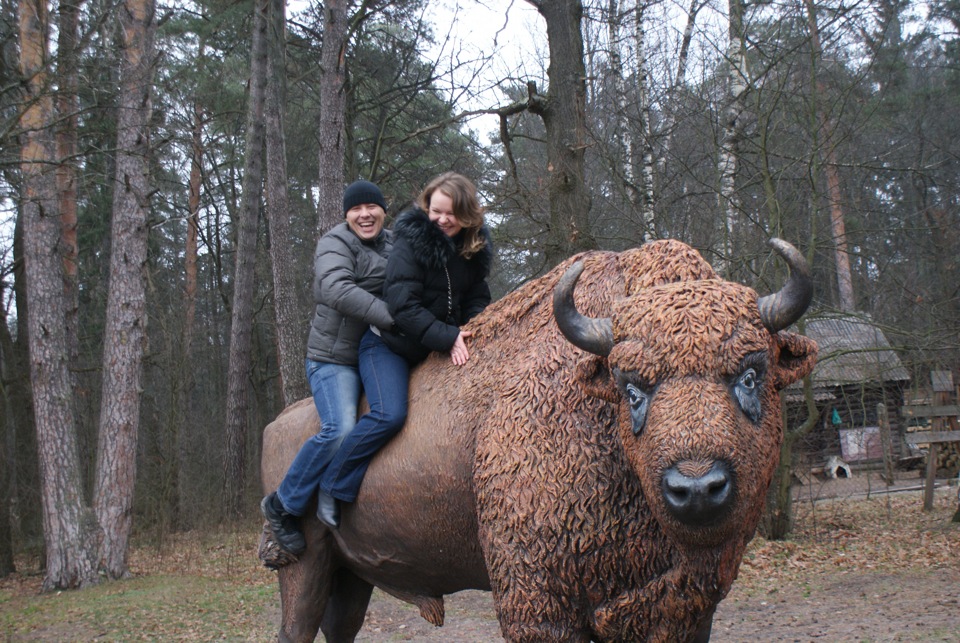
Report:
878,402,894,485
924,442,938,511
902,431,960,511
925,371,953,511
900,370,960,511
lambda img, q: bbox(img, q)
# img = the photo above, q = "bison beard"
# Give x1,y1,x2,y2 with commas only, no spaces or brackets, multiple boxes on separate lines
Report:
260,239,818,643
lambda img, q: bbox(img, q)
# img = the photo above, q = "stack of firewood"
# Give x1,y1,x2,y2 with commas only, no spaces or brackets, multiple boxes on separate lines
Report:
933,441,960,476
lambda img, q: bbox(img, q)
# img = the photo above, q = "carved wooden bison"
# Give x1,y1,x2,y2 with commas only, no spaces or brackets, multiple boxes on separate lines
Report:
259,239,818,642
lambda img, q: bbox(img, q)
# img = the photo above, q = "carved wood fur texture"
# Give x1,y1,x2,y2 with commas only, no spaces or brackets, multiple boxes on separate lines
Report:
260,239,818,643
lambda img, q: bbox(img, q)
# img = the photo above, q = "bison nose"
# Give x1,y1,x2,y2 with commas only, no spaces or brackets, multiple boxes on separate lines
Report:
661,461,734,526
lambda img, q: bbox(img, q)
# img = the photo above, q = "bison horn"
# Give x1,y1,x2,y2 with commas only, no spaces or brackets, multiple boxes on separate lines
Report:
757,238,814,333
553,261,615,357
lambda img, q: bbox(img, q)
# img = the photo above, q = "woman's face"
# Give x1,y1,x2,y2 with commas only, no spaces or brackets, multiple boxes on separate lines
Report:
427,191,463,237
345,203,386,241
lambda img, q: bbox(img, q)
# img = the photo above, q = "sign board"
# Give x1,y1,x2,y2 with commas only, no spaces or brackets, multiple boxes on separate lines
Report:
839,426,882,461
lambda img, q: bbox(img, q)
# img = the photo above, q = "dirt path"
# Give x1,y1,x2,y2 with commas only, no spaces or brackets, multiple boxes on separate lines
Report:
712,567,960,642
351,567,959,642
266,489,959,642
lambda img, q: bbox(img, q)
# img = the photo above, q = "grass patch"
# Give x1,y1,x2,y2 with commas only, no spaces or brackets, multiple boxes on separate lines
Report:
0,524,280,642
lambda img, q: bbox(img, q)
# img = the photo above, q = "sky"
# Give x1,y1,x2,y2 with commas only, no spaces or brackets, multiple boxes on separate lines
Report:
289,0,548,140
424,0,546,137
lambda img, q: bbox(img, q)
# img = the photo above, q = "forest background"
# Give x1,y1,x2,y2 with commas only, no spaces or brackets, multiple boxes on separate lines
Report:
1,0,958,591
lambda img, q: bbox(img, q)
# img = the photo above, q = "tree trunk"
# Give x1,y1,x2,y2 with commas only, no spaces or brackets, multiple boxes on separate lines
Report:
763,321,820,540
633,0,655,240
824,160,854,309
316,0,348,237
659,0,704,174
764,409,797,539
0,279,16,576
224,0,268,517
172,98,203,530
265,0,307,407
56,0,82,378
93,0,156,580
18,0,99,590
527,0,595,270
607,0,634,202
804,0,855,311
8,212,42,557
718,0,748,266
608,0,654,240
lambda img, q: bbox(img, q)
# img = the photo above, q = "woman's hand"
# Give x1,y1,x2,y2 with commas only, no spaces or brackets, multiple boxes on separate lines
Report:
450,330,473,366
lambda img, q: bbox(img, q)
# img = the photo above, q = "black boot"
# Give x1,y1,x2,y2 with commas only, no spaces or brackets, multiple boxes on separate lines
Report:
317,492,340,529
261,492,306,556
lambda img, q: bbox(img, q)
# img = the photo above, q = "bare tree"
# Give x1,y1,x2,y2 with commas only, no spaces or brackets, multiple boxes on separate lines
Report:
717,0,749,264
172,97,204,529
316,0,350,237
265,0,307,406
0,277,17,576
93,0,156,579
632,0,656,239
56,0,82,374
658,0,705,171
526,0,596,269
223,0,268,517
18,0,98,590
1,213,38,573
804,0,855,311
764,343,820,539
606,0,655,240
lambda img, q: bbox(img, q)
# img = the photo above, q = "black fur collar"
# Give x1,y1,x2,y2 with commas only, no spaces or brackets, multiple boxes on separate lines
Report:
393,207,493,274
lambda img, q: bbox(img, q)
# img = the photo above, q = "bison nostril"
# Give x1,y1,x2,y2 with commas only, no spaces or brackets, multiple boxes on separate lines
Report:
665,480,690,503
661,461,734,526
665,476,690,496
705,472,728,497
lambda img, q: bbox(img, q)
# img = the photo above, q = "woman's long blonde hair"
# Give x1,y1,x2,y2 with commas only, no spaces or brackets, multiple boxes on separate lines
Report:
419,172,486,259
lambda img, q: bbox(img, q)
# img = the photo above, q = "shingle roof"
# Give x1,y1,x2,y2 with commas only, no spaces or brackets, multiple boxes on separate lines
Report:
801,314,911,386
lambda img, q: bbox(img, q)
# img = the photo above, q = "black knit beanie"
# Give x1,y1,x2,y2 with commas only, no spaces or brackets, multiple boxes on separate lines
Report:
343,180,387,216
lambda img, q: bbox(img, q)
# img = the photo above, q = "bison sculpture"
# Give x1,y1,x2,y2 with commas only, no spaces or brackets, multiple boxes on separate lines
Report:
259,238,818,642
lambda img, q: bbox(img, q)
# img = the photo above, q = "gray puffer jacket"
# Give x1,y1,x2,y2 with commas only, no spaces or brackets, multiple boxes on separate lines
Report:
306,222,393,365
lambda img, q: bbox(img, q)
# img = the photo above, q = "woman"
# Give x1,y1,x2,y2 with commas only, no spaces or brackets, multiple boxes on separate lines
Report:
261,179,393,555
315,172,493,528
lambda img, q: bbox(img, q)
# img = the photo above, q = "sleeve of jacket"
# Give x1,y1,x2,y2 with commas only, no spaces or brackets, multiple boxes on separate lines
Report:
460,230,493,322
460,279,491,323
314,234,393,330
385,238,460,352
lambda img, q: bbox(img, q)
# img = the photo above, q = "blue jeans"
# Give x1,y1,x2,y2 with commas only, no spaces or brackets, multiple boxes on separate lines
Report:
320,329,409,502
276,359,361,516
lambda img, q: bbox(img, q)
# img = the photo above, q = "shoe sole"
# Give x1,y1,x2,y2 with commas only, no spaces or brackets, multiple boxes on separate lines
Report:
261,496,306,556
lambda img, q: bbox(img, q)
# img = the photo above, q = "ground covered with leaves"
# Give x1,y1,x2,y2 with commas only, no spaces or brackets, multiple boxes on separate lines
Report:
0,488,957,641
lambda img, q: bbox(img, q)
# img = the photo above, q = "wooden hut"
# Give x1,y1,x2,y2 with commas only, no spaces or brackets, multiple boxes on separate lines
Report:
786,313,911,467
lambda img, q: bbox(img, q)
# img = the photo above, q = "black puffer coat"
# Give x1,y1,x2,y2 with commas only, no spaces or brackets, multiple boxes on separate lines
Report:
380,207,493,365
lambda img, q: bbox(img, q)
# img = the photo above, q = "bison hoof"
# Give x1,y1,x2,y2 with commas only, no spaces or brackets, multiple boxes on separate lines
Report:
661,461,733,526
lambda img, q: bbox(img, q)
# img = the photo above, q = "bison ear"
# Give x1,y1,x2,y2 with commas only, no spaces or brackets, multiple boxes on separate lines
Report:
772,331,818,390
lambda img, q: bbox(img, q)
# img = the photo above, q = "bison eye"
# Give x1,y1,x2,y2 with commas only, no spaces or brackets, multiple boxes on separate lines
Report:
625,383,649,435
734,368,762,423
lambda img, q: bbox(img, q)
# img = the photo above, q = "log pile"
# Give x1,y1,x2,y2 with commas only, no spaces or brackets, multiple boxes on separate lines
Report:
932,441,960,476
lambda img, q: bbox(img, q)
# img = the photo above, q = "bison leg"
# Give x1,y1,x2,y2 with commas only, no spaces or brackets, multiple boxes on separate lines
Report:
492,588,591,643
691,604,715,643
318,568,373,642
277,519,335,643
